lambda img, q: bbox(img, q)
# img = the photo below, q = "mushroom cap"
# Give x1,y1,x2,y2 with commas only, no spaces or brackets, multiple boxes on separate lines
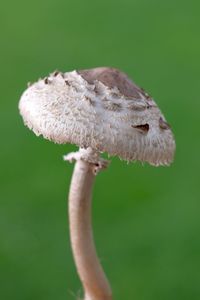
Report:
19,67,175,166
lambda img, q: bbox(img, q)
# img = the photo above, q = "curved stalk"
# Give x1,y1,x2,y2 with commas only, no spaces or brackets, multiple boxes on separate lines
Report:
68,159,112,300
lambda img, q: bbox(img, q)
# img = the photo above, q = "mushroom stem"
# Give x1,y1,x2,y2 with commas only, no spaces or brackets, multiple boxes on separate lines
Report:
68,159,112,300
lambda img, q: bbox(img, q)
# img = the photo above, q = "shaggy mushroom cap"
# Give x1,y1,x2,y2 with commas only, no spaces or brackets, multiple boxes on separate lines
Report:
19,67,175,166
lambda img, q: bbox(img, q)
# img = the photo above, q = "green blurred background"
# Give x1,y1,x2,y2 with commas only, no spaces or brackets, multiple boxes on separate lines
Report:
0,0,200,299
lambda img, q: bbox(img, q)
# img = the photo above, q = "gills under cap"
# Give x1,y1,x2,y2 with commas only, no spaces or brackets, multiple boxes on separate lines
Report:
19,67,175,166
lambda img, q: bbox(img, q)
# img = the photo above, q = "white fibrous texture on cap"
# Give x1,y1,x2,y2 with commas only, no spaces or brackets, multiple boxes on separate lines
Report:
19,70,175,166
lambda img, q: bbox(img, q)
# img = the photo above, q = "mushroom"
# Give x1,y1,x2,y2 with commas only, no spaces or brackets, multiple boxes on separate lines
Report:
19,67,175,300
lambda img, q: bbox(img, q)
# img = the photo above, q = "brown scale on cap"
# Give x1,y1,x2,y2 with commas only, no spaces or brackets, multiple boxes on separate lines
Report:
102,101,122,112
65,80,70,86
53,70,60,76
127,102,147,111
132,123,150,133
44,77,49,84
83,96,95,106
159,117,171,130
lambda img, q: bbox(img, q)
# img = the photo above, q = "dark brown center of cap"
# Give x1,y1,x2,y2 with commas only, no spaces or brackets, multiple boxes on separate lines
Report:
78,67,149,99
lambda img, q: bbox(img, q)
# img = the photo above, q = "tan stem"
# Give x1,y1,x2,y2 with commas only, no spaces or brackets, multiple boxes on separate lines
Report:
68,159,112,300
